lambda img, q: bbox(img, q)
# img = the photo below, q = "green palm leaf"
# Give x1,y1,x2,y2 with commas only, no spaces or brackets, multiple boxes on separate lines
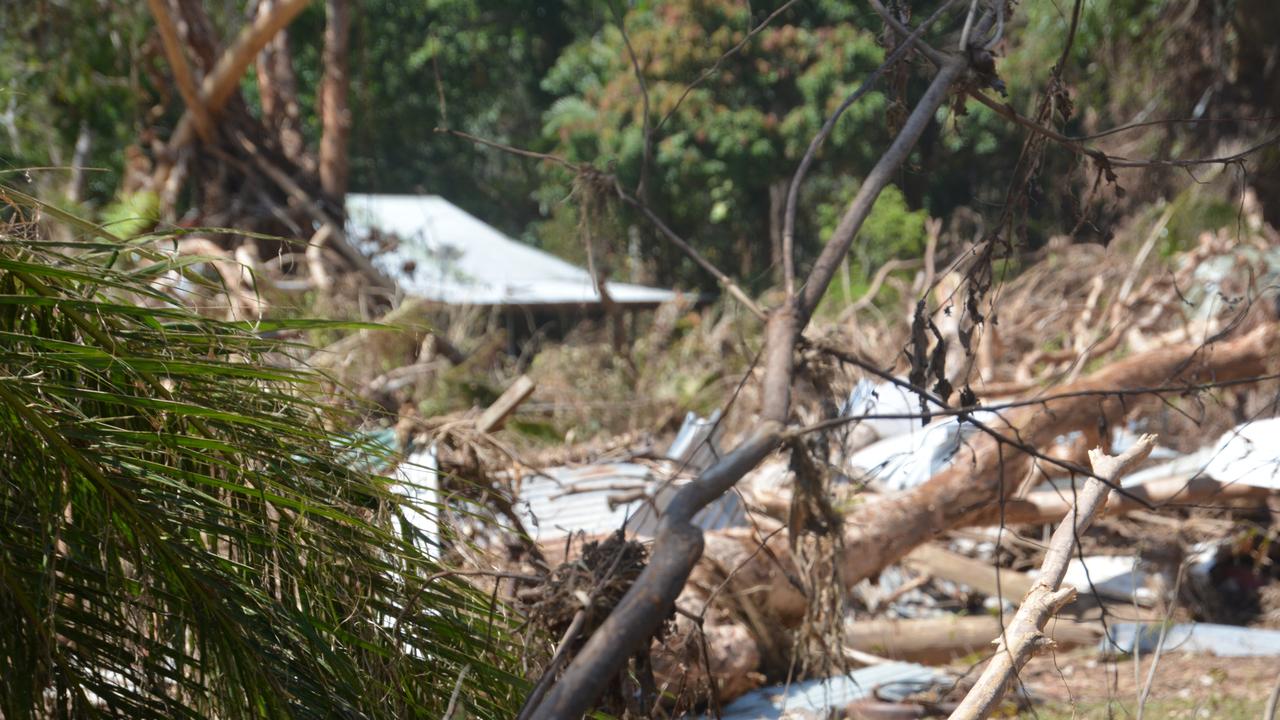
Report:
0,190,524,718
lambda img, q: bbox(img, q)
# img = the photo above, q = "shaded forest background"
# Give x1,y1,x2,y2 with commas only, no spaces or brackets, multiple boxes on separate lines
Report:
5,0,1278,301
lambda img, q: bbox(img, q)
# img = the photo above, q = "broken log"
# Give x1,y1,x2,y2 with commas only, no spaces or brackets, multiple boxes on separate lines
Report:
476,376,537,434
846,614,1102,665
986,473,1273,526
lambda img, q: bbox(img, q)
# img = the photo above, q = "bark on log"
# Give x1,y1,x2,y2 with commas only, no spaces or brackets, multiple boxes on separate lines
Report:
846,615,1102,665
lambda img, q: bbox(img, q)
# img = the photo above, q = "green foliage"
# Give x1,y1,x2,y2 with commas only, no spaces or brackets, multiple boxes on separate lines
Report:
0,2,152,201
817,183,928,264
0,191,524,718
100,190,159,239
539,0,896,287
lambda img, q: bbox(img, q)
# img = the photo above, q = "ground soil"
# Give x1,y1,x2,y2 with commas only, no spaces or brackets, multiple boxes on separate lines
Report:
999,648,1278,718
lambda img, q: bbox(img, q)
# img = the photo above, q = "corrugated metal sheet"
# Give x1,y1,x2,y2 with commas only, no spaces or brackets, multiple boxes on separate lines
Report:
346,193,678,306
513,463,653,542
1105,622,1280,657
667,410,725,472
717,662,944,719
1119,416,1280,490
511,461,745,542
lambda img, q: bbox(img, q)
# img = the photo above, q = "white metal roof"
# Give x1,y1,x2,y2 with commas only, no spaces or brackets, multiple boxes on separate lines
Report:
511,461,745,543
346,193,679,307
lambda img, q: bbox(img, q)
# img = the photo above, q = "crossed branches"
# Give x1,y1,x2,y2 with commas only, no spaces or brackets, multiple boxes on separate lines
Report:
439,3,1280,715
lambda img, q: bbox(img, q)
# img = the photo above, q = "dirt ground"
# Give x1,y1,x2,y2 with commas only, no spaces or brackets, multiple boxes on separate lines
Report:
1001,649,1278,718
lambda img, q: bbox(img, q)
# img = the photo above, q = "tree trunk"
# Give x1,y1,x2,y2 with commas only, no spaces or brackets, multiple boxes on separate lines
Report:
318,0,352,207
768,180,787,287
255,0,310,169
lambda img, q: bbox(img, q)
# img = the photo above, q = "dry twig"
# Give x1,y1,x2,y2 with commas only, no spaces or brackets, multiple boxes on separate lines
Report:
947,435,1157,720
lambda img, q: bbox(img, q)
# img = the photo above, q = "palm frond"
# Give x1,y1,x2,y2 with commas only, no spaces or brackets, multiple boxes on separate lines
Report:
0,189,524,719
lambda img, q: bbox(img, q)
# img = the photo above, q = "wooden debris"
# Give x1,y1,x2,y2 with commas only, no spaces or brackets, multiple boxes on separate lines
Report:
947,436,1157,720
845,615,1101,665
476,375,537,434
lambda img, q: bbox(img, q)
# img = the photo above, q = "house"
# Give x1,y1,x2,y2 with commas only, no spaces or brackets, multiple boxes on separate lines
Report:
346,194,680,343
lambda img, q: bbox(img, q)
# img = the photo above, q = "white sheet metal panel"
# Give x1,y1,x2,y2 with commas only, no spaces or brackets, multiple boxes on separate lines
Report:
389,446,441,558
511,462,745,542
1203,417,1280,490
346,193,677,306
717,661,944,719
1105,622,1280,657
1119,416,1280,490
666,409,724,472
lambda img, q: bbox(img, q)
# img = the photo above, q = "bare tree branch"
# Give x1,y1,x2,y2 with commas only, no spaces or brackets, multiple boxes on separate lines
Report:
947,436,1157,720
615,184,767,321
528,42,975,720
781,0,961,298
145,0,215,143
799,54,968,319
612,6,653,203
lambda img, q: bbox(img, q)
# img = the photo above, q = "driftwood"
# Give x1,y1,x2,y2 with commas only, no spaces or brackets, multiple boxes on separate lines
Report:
947,436,1157,719
846,615,1102,665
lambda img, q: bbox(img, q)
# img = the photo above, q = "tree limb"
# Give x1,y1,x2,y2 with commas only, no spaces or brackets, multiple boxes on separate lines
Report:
164,0,312,156
781,0,960,298
528,47,973,720
799,55,968,320
145,0,215,143
947,436,1157,720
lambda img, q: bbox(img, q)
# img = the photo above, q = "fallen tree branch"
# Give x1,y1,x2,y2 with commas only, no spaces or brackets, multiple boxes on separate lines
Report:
664,323,1274,702
985,473,1273,526
947,435,1157,720
528,43,973,720
847,614,1102,665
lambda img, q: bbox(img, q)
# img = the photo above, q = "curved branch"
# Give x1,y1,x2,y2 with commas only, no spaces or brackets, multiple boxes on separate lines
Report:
164,0,312,154
781,0,960,298
145,0,215,143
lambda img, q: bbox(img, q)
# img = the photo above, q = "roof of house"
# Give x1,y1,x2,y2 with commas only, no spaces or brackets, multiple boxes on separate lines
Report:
346,193,679,307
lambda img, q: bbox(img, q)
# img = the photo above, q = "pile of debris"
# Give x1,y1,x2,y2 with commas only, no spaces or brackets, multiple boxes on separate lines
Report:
359,214,1280,717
